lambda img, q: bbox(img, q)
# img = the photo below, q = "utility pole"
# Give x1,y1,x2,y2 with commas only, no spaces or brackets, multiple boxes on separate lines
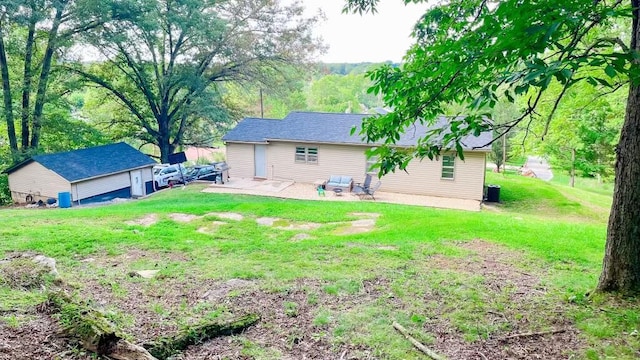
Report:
259,88,264,118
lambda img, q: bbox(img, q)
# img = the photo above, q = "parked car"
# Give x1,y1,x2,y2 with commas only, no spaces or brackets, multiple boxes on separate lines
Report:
185,165,218,182
154,165,188,188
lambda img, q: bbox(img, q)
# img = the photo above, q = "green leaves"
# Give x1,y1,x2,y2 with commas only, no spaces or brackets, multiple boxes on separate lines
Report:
348,0,631,176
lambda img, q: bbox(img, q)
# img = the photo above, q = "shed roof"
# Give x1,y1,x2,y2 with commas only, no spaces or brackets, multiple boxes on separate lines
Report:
222,112,492,151
4,142,156,182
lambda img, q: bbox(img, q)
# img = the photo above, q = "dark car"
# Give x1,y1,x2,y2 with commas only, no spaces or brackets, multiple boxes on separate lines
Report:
186,165,218,182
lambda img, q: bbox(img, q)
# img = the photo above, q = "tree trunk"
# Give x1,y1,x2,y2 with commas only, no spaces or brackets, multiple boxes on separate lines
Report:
30,4,64,150
0,32,18,153
570,148,575,188
21,16,37,149
596,0,640,294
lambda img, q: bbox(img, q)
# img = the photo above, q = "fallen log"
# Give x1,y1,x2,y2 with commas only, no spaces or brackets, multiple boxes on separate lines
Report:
47,291,157,360
145,313,260,359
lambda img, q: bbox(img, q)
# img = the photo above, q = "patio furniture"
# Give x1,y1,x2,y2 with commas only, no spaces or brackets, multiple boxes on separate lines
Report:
325,175,353,192
353,181,381,200
352,174,372,193
332,188,343,196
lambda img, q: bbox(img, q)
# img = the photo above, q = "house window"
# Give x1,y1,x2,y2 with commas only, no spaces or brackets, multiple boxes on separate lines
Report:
295,146,318,164
441,155,455,179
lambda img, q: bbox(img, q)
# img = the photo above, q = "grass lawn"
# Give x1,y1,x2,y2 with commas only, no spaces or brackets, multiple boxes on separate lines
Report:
0,173,637,359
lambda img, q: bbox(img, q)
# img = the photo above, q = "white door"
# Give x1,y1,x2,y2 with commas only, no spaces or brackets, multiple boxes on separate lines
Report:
130,170,144,197
254,145,267,178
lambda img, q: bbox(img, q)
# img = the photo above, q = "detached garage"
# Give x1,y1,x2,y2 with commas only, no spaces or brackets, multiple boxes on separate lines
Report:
4,142,156,205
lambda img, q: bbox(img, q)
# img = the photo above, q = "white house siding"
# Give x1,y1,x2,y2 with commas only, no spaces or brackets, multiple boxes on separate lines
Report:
225,141,487,200
141,167,154,183
8,162,70,203
72,172,131,201
226,143,259,178
267,142,366,183
380,151,487,200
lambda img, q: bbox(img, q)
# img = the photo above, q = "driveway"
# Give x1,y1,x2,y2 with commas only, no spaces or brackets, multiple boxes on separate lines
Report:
526,156,553,181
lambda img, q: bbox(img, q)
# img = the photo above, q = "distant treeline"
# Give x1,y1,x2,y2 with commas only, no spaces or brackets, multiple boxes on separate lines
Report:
318,62,399,75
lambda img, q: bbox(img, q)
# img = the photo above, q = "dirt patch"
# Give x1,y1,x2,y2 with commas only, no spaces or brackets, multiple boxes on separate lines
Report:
256,217,279,226
206,212,244,221
201,279,255,301
0,315,92,360
168,213,202,223
124,213,158,227
256,217,320,230
350,212,381,218
275,222,321,231
197,221,227,234
335,218,376,235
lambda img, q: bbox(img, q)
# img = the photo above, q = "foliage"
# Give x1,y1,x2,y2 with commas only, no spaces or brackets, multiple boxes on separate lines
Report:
344,0,630,172
0,174,10,205
308,73,383,113
344,0,640,294
72,0,322,162
0,0,117,161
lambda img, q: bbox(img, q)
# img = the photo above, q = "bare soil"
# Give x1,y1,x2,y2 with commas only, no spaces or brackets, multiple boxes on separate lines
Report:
1,240,583,359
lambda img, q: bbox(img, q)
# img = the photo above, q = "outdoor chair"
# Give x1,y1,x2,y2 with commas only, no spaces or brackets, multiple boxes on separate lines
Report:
353,181,381,200
352,174,372,193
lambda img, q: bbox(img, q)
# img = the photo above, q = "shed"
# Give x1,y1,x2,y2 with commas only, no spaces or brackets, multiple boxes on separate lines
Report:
4,142,156,204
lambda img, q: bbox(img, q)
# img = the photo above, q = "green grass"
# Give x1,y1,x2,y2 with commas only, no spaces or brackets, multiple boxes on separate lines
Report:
0,179,636,359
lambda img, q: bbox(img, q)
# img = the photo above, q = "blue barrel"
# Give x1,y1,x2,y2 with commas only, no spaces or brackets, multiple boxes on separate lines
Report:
58,192,72,208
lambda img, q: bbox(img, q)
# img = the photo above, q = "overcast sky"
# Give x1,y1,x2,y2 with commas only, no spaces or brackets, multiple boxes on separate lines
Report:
303,0,430,63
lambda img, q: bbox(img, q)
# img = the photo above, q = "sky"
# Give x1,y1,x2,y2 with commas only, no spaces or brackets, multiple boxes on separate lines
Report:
302,0,430,63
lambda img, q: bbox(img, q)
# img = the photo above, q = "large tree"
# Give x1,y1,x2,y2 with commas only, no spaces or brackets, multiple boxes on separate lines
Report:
345,0,640,294
71,0,322,163
0,0,115,161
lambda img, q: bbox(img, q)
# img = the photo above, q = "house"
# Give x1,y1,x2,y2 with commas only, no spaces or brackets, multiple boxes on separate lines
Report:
4,142,156,204
222,112,492,201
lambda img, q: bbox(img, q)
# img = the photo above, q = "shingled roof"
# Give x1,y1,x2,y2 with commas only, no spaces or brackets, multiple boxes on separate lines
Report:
4,142,156,182
222,112,492,151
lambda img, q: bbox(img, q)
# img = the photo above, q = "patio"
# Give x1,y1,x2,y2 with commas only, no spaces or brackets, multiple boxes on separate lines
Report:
200,178,482,211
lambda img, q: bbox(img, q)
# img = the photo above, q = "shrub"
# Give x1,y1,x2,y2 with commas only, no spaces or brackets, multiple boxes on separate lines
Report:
0,174,11,206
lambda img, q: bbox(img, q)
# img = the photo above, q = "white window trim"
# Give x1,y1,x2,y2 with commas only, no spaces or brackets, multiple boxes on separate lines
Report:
441,154,455,180
295,146,318,164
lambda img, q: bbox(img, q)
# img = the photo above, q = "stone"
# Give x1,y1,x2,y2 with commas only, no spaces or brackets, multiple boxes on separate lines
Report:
130,270,160,279
31,255,58,276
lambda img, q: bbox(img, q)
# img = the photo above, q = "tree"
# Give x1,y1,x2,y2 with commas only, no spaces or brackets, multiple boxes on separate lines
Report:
71,0,322,163
345,0,640,294
0,0,115,161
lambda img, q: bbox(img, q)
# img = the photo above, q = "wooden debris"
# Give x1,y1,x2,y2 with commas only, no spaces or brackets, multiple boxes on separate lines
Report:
47,291,157,360
145,313,260,359
499,328,568,341
392,322,446,360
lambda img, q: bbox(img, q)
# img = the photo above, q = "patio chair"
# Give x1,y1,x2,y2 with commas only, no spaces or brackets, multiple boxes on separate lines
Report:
353,174,372,193
354,181,381,200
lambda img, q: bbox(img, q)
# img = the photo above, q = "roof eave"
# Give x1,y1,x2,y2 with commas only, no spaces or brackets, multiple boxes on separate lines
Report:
68,163,155,184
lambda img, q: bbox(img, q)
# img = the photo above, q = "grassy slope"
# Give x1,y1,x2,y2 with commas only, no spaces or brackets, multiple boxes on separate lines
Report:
0,176,636,359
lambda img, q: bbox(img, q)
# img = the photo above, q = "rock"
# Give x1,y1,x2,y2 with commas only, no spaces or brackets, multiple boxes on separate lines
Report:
129,270,160,279
31,255,58,277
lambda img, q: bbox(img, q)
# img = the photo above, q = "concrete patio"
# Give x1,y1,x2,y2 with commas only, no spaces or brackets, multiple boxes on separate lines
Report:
200,178,481,212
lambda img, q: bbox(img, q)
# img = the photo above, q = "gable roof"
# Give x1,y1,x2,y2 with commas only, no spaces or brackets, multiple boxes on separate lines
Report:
4,142,156,182
222,111,492,151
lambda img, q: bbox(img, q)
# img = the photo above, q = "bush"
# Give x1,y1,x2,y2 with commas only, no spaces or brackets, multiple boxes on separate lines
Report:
0,174,11,206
